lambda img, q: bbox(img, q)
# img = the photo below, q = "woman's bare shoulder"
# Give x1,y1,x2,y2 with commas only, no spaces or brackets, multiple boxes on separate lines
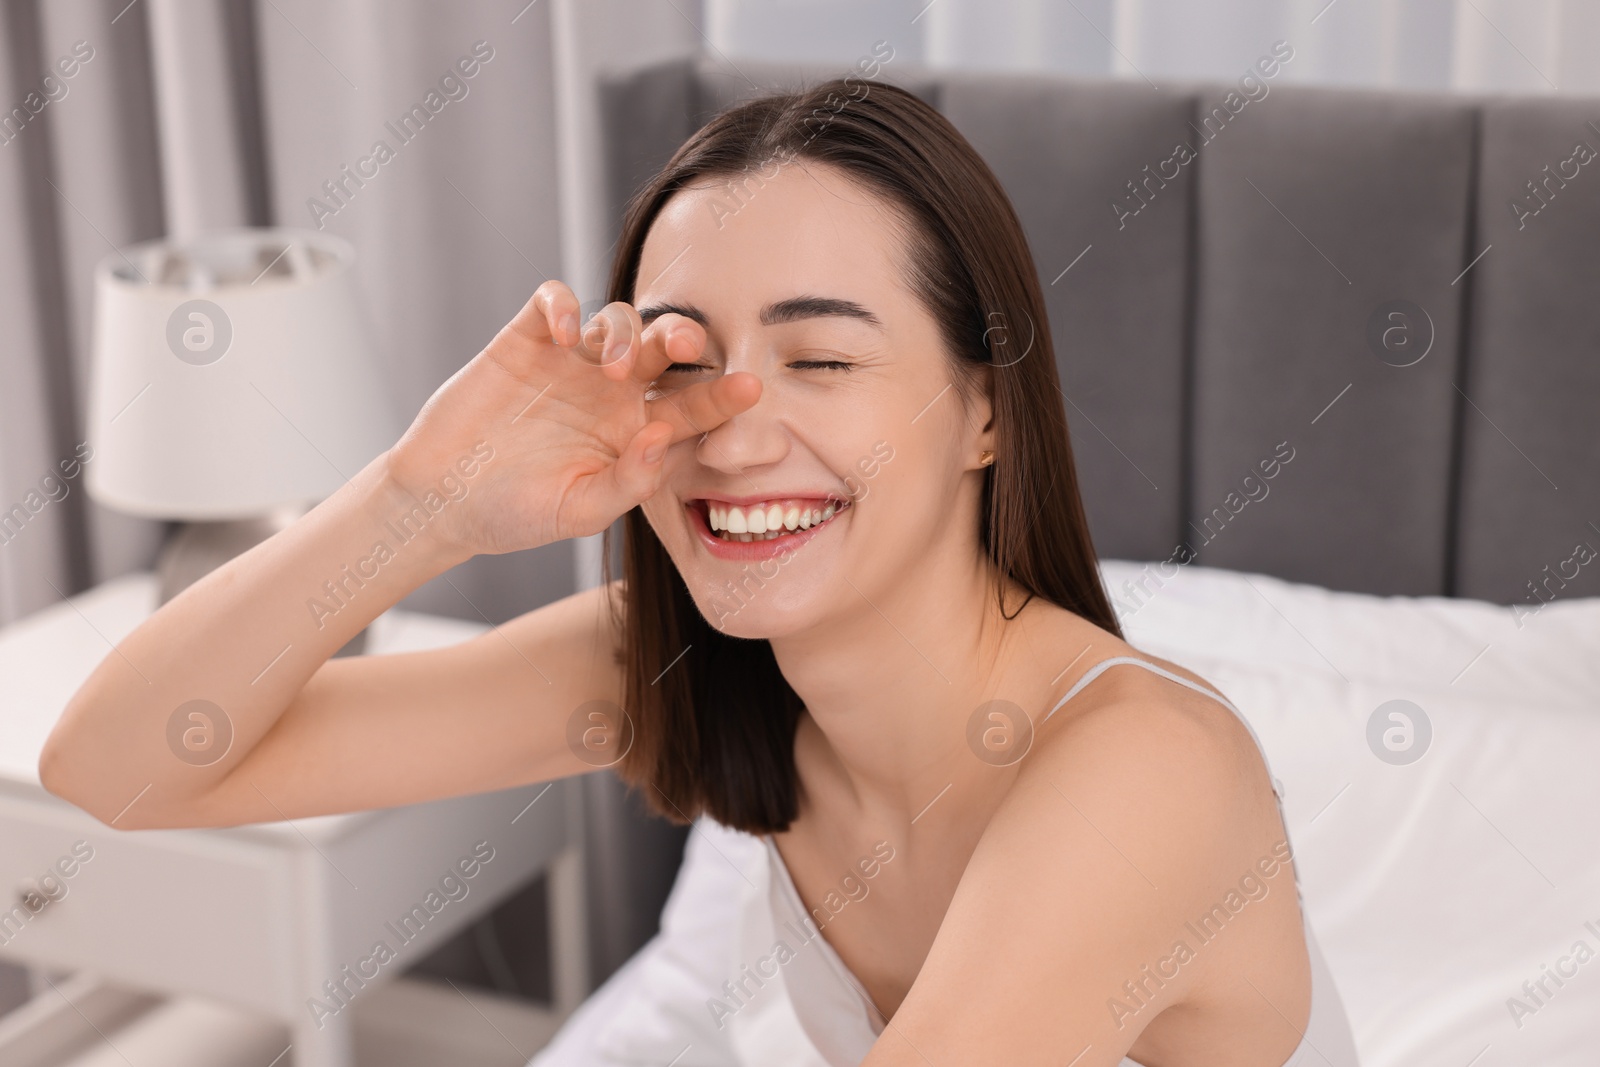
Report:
1020,650,1268,842
874,642,1286,1062
1013,602,1264,810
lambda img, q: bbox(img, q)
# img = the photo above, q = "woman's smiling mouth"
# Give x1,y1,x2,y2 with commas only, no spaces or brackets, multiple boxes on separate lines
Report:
686,495,853,560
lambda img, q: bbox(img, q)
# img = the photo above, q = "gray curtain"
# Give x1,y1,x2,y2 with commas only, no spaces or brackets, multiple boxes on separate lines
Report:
0,0,577,621
0,0,698,998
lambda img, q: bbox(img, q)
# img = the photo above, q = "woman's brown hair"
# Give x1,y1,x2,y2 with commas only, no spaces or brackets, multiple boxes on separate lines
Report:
600,76,1122,835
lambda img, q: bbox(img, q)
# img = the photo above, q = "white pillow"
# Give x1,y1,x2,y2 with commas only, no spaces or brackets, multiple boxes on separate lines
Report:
1100,560,1600,1067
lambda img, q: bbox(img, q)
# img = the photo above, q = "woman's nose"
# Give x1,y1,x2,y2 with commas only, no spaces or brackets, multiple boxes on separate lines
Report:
695,357,790,475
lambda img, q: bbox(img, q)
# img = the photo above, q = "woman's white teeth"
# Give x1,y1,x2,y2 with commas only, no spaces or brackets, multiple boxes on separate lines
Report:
708,500,842,540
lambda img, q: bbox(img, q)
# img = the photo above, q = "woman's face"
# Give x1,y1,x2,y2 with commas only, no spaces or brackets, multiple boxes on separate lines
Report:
635,160,993,639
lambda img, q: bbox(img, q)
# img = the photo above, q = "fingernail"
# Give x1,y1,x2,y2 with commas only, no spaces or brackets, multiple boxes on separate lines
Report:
643,439,667,464
558,313,578,342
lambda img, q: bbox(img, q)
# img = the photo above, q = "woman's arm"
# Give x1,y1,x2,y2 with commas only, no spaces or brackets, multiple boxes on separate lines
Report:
38,281,758,830
40,457,625,829
863,690,1306,1066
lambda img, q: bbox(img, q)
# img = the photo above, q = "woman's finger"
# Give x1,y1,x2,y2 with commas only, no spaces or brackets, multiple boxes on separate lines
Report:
487,281,581,375
569,420,675,520
635,313,707,383
575,301,643,379
645,371,762,443
512,280,582,346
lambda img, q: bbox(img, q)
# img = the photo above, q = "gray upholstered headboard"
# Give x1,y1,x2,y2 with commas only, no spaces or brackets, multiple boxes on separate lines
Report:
599,59,1600,606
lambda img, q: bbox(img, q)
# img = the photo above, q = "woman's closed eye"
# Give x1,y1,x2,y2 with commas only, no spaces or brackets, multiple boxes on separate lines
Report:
657,358,856,374
789,358,855,371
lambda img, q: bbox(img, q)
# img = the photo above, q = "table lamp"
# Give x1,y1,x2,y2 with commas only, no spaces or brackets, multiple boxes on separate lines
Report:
85,229,401,650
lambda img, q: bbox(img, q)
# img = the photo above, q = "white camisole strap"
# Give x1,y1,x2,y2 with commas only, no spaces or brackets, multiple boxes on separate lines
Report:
1041,655,1285,800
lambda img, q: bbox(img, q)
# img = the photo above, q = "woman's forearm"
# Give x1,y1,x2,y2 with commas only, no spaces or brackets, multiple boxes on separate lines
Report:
37,450,474,826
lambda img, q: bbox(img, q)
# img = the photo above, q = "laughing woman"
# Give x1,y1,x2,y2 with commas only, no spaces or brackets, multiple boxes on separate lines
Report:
40,79,1358,1067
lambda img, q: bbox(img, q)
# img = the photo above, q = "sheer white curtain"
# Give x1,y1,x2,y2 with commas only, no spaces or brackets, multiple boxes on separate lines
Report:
705,0,1600,94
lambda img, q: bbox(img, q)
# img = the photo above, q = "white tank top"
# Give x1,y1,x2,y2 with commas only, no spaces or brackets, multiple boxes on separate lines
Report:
725,656,1362,1067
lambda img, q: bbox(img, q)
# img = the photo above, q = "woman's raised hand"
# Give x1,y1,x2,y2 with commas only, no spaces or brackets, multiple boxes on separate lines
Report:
383,280,759,557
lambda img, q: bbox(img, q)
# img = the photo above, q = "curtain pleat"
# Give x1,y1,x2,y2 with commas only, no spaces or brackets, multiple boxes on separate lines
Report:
36,0,169,590
145,0,263,236
0,0,152,622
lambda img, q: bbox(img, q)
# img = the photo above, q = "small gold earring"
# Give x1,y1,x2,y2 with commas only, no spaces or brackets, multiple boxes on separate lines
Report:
979,450,995,466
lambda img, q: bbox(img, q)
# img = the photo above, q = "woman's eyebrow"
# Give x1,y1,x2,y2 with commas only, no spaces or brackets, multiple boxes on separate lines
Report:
637,302,706,327
762,296,883,329
636,296,883,330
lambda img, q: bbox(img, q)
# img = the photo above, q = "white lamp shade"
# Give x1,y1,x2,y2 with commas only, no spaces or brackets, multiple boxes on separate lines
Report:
86,228,401,520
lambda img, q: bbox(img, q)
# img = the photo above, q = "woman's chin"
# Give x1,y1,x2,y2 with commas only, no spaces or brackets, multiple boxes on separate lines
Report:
692,583,821,640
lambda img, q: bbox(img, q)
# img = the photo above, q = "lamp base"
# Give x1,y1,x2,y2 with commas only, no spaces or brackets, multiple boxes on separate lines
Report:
155,510,368,657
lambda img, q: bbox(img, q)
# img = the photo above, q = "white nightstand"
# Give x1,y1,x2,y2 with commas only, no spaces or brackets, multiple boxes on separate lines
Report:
0,573,590,1067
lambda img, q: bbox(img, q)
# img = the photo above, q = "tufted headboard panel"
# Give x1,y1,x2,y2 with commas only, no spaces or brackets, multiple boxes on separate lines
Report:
599,59,1600,607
